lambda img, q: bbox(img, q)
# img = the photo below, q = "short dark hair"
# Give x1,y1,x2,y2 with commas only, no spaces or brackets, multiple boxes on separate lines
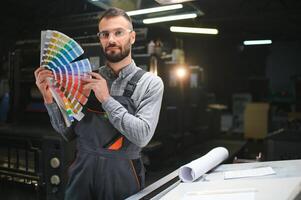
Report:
99,7,133,29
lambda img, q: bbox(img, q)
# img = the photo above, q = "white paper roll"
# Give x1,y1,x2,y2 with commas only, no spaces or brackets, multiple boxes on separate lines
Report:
179,147,229,182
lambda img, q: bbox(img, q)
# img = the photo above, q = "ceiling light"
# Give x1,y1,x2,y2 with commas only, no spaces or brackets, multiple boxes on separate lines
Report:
243,40,272,46
170,26,218,34
143,13,197,24
155,0,196,4
126,4,183,16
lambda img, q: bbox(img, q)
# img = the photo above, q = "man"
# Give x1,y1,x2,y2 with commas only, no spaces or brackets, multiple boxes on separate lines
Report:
34,7,164,200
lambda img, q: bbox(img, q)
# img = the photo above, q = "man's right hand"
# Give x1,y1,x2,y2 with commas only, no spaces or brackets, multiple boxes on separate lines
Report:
34,67,54,104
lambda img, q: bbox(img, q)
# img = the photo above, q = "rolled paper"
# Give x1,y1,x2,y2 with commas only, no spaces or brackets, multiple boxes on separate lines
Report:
179,147,229,183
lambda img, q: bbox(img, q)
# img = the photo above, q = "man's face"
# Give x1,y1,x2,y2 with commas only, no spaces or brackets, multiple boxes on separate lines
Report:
98,16,135,63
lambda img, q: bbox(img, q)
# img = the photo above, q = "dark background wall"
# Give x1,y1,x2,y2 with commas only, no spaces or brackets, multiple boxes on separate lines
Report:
266,41,301,94
181,36,300,106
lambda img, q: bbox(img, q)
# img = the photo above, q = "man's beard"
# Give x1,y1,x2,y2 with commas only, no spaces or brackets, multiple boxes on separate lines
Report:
103,40,131,63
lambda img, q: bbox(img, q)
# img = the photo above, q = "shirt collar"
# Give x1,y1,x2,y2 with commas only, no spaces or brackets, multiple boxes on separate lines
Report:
119,60,136,78
103,60,136,79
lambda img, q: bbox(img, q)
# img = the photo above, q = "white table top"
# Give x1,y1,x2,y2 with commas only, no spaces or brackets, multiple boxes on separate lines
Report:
127,159,301,200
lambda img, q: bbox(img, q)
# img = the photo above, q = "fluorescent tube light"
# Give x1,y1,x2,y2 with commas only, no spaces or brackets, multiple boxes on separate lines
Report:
143,13,197,24
155,0,196,4
243,40,272,45
170,26,218,34
126,4,183,16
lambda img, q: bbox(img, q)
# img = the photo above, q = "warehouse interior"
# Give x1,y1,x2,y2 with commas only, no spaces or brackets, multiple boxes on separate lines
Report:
1,0,301,199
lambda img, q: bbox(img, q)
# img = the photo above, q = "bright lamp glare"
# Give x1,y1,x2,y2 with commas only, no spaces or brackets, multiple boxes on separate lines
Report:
176,68,187,78
143,13,197,24
127,4,183,16
243,40,272,45
170,26,218,35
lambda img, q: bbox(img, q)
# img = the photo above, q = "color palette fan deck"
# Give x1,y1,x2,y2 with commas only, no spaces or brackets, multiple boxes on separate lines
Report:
40,30,92,126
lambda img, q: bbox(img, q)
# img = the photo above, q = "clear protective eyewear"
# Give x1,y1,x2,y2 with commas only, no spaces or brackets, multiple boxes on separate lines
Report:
97,28,133,40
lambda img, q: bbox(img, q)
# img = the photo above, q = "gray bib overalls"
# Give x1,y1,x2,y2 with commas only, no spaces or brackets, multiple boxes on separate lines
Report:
65,70,146,200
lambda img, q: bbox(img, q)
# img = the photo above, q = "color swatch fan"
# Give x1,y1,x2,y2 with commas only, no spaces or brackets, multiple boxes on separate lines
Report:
40,30,92,127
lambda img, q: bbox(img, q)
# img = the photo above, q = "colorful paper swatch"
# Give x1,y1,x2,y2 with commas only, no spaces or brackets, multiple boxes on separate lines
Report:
40,30,92,126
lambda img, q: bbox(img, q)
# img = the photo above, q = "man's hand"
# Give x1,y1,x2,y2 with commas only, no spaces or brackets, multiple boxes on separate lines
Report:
34,67,54,104
82,72,110,103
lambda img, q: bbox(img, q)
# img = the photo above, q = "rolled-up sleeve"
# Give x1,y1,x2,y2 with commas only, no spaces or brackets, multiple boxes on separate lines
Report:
102,76,164,147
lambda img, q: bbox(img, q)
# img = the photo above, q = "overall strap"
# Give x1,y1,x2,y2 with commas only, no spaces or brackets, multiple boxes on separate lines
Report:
123,69,146,98
104,69,146,151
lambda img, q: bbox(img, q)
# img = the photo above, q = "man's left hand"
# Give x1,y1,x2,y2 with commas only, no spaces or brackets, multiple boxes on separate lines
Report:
82,72,110,103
